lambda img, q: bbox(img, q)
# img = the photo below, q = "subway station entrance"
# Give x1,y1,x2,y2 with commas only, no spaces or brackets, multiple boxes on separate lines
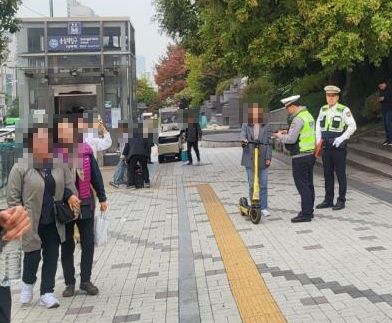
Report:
53,84,100,115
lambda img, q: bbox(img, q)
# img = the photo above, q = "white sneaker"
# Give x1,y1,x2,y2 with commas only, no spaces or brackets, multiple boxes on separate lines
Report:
39,293,60,309
20,282,34,305
261,209,271,217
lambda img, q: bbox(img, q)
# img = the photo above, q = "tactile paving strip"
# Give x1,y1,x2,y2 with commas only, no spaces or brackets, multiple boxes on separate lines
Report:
197,184,286,323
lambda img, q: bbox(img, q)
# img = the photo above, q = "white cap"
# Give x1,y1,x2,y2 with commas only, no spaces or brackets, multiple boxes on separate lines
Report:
281,95,301,107
324,85,341,94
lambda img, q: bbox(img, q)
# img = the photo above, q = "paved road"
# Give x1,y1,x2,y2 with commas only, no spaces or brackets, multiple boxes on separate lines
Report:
9,147,392,322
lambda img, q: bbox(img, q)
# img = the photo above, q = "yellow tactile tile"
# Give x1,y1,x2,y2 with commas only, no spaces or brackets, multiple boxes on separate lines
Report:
197,184,286,323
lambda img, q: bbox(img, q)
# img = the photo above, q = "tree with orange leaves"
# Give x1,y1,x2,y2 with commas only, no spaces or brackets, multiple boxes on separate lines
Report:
154,44,188,103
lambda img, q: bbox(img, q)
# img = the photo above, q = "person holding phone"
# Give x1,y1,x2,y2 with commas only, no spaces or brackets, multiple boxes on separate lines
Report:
378,80,392,145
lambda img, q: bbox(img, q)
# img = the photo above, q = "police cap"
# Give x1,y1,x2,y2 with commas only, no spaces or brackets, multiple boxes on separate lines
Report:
324,85,341,94
281,95,301,108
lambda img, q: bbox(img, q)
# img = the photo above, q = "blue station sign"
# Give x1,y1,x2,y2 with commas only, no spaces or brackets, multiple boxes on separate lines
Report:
48,35,101,52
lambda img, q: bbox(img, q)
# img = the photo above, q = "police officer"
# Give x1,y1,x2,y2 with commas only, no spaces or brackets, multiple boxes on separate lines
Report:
274,95,316,223
316,85,357,211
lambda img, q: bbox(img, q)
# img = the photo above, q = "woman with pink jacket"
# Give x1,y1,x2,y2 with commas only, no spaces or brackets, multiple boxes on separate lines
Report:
55,115,108,298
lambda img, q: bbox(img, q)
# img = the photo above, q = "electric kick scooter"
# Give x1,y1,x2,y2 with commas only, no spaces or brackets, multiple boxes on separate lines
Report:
239,140,268,224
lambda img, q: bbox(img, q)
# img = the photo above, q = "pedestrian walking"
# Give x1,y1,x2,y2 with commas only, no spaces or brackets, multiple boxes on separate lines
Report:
123,123,151,189
240,103,273,217
377,80,392,145
58,116,108,297
185,115,202,165
110,121,129,188
0,206,31,323
7,124,79,309
315,86,357,211
273,95,316,223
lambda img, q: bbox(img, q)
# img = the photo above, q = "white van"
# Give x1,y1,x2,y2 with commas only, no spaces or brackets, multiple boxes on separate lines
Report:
157,107,184,163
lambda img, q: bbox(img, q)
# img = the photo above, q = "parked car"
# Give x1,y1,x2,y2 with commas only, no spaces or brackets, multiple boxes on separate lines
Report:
0,127,15,143
157,107,184,163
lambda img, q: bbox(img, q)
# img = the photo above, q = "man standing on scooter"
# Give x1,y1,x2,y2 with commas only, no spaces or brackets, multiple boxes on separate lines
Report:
240,103,273,217
273,95,316,223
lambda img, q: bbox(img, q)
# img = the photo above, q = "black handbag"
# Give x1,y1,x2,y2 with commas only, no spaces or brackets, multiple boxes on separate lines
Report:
53,200,75,224
36,169,75,224
80,198,94,220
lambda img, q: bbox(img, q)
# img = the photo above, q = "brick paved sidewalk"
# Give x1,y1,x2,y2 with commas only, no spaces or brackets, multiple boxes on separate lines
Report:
9,147,392,323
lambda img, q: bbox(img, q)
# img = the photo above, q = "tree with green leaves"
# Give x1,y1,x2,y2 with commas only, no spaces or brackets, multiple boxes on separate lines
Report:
137,78,158,107
154,0,392,120
0,0,21,61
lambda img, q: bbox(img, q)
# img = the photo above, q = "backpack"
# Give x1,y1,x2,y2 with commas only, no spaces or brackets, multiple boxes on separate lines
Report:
134,161,144,189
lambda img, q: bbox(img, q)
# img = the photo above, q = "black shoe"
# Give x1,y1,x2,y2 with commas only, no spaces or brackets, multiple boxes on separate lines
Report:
332,201,345,211
186,162,193,165
62,284,75,297
148,161,153,164
126,185,136,190
145,182,151,188
291,215,312,223
80,282,99,296
297,212,314,219
316,201,333,209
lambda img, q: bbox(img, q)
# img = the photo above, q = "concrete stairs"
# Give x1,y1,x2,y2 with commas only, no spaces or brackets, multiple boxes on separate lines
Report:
347,128,392,178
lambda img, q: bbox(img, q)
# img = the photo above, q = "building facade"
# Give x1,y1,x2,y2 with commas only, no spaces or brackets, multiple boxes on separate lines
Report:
16,17,137,130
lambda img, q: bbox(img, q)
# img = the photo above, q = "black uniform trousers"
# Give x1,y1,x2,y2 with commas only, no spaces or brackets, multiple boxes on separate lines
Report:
187,141,200,164
322,146,347,203
0,287,11,323
292,154,316,217
61,217,95,286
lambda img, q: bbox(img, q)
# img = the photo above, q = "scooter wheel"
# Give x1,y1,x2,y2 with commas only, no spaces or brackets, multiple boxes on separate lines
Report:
250,207,261,224
239,197,249,207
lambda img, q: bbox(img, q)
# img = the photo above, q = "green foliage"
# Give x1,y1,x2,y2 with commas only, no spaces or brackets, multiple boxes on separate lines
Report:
136,78,158,107
292,72,330,96
363,92,381,120
0,0,21,59
241,77,277,112
216,79,233,96
153,0,201,53
179,53,222,108
7,97,19,118
300,92,326,118
154,0,392,121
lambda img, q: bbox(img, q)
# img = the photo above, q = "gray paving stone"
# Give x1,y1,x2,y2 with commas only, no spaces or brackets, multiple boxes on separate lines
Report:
65,306,94,315
365,246,386,252
137,272,159,278
303,244,323,250
112,314,141,323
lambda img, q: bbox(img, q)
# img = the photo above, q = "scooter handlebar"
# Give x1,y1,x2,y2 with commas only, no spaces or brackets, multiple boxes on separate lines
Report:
242,140,272,146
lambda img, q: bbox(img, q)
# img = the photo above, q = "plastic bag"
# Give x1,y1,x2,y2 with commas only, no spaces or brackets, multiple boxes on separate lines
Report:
181,150,188,162
94,213,109,247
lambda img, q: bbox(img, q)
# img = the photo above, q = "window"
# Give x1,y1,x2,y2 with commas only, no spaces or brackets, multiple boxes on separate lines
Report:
82,27,100,36
27,28,44,52
103,27,121,50
48,28,68,36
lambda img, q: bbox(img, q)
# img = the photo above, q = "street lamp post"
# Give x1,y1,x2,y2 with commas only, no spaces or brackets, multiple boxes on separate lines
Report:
49,0,54,17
